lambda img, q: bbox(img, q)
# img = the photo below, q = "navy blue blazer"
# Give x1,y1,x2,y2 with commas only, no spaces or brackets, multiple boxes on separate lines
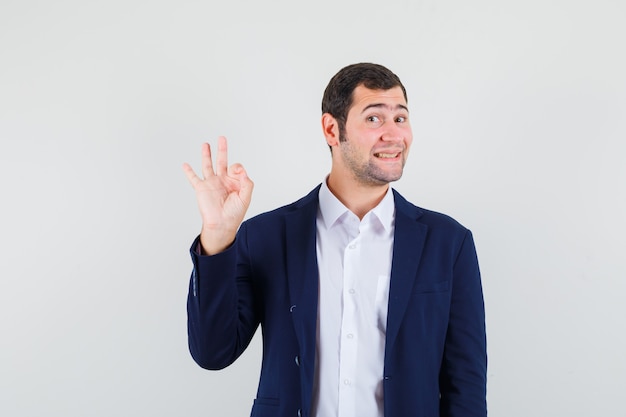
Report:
187,185,487,417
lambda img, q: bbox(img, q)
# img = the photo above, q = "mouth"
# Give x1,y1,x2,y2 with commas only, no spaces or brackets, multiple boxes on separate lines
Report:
373,152,402,159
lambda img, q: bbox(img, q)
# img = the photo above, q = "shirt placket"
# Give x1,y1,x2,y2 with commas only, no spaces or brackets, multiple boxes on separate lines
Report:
337,220,360,417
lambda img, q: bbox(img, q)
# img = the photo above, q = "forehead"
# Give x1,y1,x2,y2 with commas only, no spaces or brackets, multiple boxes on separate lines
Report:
348,85,407,113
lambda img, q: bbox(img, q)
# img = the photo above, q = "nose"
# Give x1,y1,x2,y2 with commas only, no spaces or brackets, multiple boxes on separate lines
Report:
381,122,408,143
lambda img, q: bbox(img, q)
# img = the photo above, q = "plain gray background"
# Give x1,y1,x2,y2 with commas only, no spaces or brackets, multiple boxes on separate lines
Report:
1,0,625,416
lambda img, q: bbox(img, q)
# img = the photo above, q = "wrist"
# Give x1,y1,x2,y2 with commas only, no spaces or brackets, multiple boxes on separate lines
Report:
199,227,237,255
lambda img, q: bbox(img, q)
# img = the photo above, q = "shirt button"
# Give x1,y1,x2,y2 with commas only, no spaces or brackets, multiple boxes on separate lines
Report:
347,333,354,339
348,288,355,294
348,244,356,249
344,379,351,385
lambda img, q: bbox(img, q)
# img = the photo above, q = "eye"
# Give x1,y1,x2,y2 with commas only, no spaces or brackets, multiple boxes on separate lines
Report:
367,115,381,123
395,116,407,123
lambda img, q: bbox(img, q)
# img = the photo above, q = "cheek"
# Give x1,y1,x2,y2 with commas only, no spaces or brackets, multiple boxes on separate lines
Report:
404,132,414,147
404,138,413,158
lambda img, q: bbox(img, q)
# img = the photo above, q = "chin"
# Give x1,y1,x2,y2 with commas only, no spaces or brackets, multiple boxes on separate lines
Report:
366,172,403,186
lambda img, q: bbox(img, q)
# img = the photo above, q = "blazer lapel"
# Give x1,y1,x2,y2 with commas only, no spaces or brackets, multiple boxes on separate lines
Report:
385,191,428,354
284,187,320,398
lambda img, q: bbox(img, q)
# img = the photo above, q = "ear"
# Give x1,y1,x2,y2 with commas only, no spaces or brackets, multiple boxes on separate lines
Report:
321,113,340,148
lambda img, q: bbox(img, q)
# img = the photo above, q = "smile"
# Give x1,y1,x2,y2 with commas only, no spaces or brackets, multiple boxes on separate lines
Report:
374,152,401,159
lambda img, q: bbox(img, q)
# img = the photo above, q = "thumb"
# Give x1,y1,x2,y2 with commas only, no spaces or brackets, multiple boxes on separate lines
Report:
229,163,254,196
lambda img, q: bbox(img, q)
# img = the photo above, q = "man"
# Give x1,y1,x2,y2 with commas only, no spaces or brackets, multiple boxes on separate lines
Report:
182,63,487,417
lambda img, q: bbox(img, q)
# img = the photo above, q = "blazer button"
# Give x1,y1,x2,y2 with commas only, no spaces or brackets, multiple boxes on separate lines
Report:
295,356,300,367
297,409,302,417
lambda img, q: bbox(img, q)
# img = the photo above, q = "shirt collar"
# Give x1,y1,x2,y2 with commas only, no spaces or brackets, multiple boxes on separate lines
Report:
318,178,395,232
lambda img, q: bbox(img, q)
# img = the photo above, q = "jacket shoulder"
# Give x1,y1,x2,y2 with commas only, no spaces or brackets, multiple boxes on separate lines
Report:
243,185,320,228
392,189,470,235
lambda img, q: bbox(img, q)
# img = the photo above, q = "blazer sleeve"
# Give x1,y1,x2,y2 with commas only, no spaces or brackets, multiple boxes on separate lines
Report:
186,222,260,370
439,229,488,417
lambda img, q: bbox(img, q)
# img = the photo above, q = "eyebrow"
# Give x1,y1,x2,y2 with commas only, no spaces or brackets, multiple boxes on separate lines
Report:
361,103,409,113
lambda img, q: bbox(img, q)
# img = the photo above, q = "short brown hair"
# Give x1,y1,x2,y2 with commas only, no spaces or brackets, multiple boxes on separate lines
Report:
322,63,407,140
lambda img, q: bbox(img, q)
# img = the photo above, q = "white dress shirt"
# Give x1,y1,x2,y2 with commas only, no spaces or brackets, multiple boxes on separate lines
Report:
311,179,395,417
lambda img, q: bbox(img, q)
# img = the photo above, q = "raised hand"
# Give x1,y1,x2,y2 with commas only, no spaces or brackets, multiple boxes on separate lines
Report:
182,136,254,255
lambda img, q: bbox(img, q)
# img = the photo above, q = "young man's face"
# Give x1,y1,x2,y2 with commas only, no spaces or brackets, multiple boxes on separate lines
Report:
336,85,413,186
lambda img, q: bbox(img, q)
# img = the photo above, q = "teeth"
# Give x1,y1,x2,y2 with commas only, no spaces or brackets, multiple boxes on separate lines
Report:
376,153,398,158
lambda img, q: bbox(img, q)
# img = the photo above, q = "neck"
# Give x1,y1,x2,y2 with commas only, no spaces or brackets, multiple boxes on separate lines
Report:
326,173,389,220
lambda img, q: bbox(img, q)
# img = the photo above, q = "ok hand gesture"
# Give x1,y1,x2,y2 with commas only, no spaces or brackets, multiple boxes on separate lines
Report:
182,137,254,255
